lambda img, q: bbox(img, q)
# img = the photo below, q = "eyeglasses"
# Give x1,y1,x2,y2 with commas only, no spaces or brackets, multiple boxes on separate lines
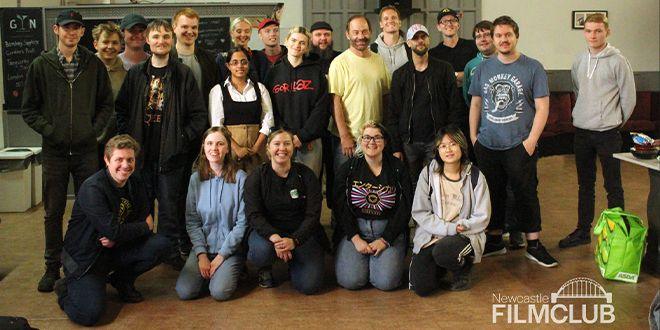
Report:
229,59,249,66
440,19,459,25
439,141,458,150
361,135,384,143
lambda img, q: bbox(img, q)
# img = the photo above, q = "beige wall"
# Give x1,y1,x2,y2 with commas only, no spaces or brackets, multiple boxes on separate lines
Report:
482,0,659,71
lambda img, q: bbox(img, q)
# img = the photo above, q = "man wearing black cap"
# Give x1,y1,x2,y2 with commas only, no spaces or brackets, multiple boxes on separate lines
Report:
310,21,341,73
118,13,149,70
22,9,114,292
429,8,478,89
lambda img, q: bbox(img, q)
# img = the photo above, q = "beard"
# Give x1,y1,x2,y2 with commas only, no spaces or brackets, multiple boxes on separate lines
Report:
413,46,428,56
311,42,335,60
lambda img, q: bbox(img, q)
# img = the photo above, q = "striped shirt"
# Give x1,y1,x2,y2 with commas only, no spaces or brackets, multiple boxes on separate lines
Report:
57,48,80,81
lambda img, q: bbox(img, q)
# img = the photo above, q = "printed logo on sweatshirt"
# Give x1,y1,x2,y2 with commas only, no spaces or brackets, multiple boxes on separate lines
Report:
482,73,525,124
272,79,315,94
118,198,131,224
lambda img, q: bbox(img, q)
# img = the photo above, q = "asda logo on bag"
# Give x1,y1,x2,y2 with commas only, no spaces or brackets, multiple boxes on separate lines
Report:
492,277,615,324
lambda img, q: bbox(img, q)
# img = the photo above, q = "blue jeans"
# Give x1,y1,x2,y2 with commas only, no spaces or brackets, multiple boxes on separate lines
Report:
294,138,323,178
58,234,169,326
247,231,325,295
335,218,406,291
331,134,355,175
175,251,245,301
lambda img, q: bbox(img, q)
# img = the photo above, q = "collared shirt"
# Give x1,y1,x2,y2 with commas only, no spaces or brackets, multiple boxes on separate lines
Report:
208,77,274,136
57,47,80,81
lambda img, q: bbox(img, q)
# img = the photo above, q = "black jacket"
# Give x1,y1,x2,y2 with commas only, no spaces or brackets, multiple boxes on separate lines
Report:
333,154,412,244
386,57,465,152
21,46,113,156
61,169,152,278
245,162,330,250
171,46,220,110
115,56,208,173
264,54,331,143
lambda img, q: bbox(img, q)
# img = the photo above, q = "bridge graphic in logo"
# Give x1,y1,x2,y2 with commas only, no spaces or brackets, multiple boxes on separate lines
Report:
550,277,612,303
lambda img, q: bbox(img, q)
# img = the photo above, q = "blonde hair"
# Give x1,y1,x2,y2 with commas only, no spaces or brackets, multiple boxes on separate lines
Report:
285,26,311,54
92,22,122,42
231,17,252,32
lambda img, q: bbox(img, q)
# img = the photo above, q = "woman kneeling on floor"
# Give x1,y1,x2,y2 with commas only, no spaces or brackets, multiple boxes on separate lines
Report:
409,125,491,296
175,127,248,301
334,121,412,291
244,129,329,294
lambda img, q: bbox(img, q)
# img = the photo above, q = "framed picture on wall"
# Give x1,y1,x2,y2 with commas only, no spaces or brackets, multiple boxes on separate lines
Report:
572,10,608,29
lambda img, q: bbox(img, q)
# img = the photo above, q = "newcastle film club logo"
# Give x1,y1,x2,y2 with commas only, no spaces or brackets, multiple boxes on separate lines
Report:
492,277,615,324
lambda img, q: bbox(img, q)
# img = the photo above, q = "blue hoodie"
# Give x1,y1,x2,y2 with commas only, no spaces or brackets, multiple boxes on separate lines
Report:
186,170,247,258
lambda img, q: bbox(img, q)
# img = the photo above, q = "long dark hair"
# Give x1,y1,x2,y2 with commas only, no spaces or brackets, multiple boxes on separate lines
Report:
195,126,239,183
432,124,470,174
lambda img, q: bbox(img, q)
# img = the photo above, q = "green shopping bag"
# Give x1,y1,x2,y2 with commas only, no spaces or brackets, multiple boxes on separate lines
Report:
593,207,648,283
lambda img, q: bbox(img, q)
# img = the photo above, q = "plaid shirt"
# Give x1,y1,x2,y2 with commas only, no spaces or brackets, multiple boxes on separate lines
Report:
57,48,80,81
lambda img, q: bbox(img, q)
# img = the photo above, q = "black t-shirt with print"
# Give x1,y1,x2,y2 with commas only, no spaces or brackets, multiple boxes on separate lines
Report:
349,164,398,220
143,65,168,165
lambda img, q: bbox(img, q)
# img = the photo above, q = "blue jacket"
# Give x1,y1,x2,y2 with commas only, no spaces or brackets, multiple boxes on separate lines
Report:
186,170,248,258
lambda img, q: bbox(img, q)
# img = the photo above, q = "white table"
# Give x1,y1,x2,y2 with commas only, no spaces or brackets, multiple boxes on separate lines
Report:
614,152,659,274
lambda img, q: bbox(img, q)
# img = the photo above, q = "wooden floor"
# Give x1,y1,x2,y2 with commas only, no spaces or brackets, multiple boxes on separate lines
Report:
0,155,657,329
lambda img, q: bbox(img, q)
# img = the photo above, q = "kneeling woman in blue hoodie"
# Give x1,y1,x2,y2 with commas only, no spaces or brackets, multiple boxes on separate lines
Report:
410,125,490,296
176,126,248,301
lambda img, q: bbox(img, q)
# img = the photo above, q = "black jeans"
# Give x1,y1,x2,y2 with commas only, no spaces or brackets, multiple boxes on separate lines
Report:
574,128,624,231
58,234,169,326
43,152,98,271
409,235,472,296
140,163,189,257
403,141,433,189
474,141,542,233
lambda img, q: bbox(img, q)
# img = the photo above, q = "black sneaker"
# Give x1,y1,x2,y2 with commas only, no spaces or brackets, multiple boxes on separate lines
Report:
109,276,144,303
450,258,473,291
483,236,507,257
526,242,559,267
257,268,276,288
508,231,526,249
558,229,591,249
37,270,60,292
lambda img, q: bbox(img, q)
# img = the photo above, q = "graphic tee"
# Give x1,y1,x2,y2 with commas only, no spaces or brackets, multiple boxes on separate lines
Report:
468,54,549,150
349,165,397,220
143,65,167,164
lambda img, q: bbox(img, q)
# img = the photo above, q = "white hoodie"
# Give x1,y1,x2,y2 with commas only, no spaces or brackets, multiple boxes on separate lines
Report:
372,31,409,76
571,44,636,131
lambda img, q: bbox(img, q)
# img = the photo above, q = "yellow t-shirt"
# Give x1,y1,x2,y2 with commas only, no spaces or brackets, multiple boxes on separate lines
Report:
328,49,391,138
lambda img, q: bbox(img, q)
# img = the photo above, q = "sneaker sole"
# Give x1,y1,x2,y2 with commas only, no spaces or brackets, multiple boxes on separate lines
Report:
525,251,559,268
483,247,507,257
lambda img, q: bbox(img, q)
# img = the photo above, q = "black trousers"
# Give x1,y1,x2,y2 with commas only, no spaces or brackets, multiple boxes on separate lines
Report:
140,163,189,257
574,128,624,231
403,141,433,189
474,141,542,233
43,152,98,270
409,235,472,296
58,234,169,326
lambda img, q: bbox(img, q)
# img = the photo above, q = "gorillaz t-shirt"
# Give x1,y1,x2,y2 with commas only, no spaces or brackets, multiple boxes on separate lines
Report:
468,54,549,150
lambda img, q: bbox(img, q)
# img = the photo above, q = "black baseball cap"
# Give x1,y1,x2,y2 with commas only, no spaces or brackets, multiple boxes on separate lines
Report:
310,21,333,32
120,13,147,30
437,8,459,22
56,9,83,26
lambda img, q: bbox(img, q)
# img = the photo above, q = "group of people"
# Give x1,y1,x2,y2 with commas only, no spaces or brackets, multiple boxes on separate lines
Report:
21,5,635,326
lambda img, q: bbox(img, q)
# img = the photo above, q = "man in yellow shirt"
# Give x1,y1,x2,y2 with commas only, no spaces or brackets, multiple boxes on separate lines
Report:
328,14,391,172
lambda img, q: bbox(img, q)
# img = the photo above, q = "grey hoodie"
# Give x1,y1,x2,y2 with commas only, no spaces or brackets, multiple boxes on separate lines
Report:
411,161,490,262
373,32,409,76
571,43,636,131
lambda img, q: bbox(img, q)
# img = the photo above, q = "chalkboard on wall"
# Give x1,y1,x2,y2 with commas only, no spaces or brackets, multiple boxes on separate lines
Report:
1,8,44,110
